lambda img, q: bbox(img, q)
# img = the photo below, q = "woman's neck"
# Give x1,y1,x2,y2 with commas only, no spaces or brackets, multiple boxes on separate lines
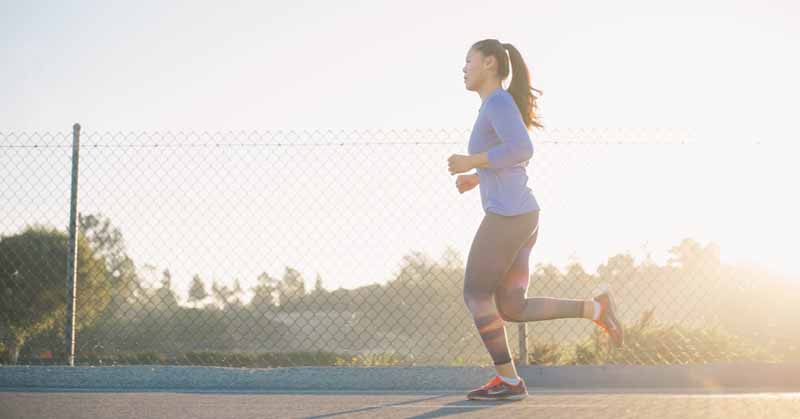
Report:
478,81,503,102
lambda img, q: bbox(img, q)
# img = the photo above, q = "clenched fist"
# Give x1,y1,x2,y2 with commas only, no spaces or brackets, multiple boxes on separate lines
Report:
448,154,475,175
455,173,479,194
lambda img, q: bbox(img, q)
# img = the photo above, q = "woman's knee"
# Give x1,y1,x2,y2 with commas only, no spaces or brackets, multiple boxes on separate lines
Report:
497,307,517,322
495,294,523,322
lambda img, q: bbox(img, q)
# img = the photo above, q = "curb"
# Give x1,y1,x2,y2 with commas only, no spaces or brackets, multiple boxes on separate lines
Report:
1,363,798,391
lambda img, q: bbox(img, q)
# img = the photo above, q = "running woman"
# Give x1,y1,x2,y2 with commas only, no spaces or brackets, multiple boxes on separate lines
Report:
448,39,624,401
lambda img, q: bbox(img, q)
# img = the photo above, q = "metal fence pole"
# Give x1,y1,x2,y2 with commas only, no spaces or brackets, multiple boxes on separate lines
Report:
65,123,81,367
518,323,528,366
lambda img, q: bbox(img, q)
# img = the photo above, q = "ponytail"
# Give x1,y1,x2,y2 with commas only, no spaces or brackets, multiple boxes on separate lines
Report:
472,39,544,130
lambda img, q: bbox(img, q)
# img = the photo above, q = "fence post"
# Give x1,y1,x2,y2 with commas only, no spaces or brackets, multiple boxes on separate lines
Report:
65,123,81,367
518,323,528,366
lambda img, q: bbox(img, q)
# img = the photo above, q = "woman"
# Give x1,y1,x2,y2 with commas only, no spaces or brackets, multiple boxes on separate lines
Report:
448,39,624,401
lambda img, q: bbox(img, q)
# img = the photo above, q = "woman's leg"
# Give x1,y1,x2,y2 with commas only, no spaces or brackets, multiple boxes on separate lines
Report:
463,210,539,368
495,221,592,323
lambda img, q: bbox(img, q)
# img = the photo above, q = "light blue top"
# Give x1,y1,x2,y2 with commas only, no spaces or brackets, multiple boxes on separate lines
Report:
468,87,540,216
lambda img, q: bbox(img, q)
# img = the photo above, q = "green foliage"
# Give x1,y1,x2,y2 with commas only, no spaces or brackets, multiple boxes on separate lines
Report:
526,341,563,365
449,356,468,366
66,350,385,368
3,215,794,368
78,214,141,307
564,308,780,365
187,275,208,305
334,351,409,367
179,350,343,367
0,224,110,363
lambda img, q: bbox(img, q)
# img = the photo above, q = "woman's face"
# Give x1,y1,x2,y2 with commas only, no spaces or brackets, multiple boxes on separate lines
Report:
462,48,494,92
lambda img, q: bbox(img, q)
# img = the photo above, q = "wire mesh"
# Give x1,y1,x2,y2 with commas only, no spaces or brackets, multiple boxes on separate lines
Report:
1,128,796,367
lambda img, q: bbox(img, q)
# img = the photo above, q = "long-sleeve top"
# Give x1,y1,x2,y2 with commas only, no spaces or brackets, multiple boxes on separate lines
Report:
467,87,540,216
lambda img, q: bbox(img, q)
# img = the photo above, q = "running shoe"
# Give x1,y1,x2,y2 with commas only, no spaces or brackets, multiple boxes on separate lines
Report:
593,290,624,347
466,375,528,401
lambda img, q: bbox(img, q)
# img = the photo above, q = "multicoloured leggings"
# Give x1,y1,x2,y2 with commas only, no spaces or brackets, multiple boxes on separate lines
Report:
463,210,585,365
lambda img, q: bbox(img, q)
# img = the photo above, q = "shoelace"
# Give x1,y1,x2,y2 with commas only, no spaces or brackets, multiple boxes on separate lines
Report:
480,376,503,390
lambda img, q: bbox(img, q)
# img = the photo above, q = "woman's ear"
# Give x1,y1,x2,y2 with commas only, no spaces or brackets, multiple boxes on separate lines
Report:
482,54,496,72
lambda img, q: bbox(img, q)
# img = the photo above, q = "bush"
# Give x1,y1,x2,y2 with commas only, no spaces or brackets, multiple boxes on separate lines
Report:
565,308,781,365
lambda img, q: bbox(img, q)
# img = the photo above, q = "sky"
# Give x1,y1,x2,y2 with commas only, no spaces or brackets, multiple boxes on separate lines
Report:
2,0,799,298
3,0,799,134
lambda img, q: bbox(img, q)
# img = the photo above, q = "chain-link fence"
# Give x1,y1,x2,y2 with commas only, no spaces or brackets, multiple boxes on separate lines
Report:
1,126,797,367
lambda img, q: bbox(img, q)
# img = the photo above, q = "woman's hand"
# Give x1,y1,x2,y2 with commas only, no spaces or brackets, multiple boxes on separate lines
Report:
448,154,475,175
455,174,479,194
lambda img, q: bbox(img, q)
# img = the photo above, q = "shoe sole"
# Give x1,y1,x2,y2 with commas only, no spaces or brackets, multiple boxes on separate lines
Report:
602,292,624,346
467,393,528,401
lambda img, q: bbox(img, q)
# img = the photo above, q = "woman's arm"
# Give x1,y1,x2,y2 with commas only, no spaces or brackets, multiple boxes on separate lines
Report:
480,95,533,169
468,152,490,169
449,96,533,175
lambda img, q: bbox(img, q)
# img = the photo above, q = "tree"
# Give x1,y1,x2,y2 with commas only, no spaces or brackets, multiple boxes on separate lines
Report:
211,280,234,310
230,279,244,309
154,268,179,309
78,213,142,307
0,225,110,363
250,272,278,308
187,275,208,307
565,262,591,283
279,267,306,308
313,273,324,294
564,252,591,283
441,246,464,271
532,263,563,283
668,238,720,277
596,254,636,283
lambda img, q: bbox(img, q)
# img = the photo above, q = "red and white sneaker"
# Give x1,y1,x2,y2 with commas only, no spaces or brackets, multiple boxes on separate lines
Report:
593,289,624,347
466,375,528,401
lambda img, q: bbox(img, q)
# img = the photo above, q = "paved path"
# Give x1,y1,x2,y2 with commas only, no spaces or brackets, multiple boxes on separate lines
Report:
3,389,799,419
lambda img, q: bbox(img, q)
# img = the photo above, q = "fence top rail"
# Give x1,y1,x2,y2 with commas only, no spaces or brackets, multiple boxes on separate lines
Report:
0,127,744,148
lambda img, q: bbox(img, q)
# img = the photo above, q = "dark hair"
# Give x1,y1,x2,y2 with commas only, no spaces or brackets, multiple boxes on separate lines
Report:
471,39,544,130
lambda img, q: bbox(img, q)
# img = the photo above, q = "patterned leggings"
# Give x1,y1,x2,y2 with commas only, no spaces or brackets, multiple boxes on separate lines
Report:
463,210,585,365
